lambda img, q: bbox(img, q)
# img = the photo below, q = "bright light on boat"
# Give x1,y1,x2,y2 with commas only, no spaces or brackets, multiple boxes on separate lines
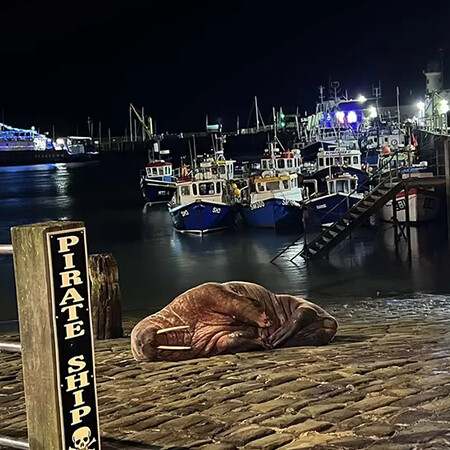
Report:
357,95,367,103
438,99,449,114
416,101,425,111
335,111,345,123
368,106,378,118
347,111,358,123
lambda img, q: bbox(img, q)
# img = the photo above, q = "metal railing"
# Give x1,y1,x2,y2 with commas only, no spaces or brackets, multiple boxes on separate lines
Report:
0,243,28,449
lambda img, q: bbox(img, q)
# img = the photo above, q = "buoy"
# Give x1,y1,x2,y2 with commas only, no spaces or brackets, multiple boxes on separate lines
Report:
381,146,391,155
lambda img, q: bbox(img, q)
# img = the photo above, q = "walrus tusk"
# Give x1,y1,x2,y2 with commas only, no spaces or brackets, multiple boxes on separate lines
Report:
156,325,190,334
157,345,191,350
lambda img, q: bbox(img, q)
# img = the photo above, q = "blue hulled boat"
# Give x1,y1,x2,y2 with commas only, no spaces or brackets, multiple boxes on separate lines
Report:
304,173,363,227
139,142,177,204
168,135,238,234
239,142,305,231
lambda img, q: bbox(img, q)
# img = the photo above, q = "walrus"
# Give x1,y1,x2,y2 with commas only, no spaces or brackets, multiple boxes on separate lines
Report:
131,281,338,362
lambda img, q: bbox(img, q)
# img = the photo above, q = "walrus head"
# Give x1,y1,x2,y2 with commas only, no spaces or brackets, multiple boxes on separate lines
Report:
131,325,159,361
235,296,272,328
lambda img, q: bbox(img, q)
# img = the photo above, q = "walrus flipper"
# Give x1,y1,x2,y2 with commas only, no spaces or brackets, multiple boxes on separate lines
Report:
268,307,319,348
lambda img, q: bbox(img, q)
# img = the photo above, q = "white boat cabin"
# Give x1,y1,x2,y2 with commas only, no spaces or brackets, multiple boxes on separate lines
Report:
175,179,228,206
145,161,173,178
197,158,235,181
260,143,302,173
317,147,362,171
326,174,358,195
253,173,299,193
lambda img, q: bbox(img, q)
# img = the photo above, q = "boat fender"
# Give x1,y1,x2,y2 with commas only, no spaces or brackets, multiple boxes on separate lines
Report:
391,139,398,146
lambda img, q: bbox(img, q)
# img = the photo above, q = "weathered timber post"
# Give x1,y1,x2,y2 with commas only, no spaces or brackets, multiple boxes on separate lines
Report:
89,253,123,339
11,221,101,450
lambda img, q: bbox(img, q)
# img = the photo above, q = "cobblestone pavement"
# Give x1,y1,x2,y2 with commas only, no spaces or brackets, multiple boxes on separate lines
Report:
2,299,450,449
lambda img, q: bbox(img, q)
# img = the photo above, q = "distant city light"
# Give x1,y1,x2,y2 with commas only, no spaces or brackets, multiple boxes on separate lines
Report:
335,111,345,123
368,106,378,118
347,111,358,123
357,95,367,103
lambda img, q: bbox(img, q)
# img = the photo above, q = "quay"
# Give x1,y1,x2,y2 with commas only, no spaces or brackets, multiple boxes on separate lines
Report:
2,305,450,450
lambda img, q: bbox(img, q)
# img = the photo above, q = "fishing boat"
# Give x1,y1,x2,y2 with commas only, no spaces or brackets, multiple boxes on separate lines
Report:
303,172,363,227
302,145,367,227
139,142,177,204
381,159,440,223
168,135,237,234
238,141,305,231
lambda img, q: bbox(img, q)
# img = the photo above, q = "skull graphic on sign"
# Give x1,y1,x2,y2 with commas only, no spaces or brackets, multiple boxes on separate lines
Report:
69,426,96,450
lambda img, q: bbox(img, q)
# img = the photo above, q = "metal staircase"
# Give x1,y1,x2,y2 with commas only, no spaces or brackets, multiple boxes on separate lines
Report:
298,176,403,259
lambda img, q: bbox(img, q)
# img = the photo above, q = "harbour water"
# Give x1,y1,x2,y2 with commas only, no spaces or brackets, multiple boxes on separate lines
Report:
1,156,450,324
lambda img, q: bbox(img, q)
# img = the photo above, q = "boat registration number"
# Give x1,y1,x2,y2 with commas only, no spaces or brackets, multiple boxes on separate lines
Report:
181,210,189,217
212,207,221,214
316,204,327,209
250,201,265,210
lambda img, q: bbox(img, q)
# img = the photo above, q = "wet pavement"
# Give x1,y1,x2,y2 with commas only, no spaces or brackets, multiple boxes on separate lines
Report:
2,297,450,449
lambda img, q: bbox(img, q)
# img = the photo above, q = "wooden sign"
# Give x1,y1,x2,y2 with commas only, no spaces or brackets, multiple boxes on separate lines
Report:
47,228,101,450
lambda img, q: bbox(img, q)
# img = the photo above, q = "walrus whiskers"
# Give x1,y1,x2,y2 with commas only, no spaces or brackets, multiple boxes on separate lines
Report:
156,325,190,334
157,345,191,350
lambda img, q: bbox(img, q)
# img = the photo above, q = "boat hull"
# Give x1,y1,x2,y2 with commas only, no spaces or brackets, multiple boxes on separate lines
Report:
305,193,361,227
0,150,98,166
168,201,236,234
382,188,440,223
239,198,304,231
140,176,177,204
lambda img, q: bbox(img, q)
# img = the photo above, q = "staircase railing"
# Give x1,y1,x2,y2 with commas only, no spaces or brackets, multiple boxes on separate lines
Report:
270,149,404,263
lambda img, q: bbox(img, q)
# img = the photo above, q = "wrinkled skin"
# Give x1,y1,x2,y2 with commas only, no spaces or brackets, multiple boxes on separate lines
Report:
131,282,338,362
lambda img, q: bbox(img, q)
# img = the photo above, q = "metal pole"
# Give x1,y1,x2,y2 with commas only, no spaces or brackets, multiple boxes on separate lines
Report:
404,187,412,257
0,244,13,254
396,86,401,126
129,106,133,142
142,107,145,141
108,127,111,150
0,436,29,449
255,96,260,131
0,342,21,352
444,138,450,246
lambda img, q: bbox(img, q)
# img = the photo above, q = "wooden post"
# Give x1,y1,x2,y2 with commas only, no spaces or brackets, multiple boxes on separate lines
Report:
11,221,100,450
89,253,123,339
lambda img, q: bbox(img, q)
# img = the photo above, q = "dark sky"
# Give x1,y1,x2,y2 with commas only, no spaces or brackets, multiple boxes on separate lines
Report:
1,0,449,136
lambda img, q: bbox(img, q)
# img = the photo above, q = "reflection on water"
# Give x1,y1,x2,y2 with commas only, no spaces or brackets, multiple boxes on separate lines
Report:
1,156,449,323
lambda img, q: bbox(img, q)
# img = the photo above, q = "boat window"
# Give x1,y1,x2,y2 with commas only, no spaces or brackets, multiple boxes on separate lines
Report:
152,168,158,176
267,160,274,169
257,183,265,191
335,157,342,165
218,166,226,175
336,180,349,193
326,158,331,166
287,159,293,168
319,158,324,167
192,184,198,195
343,157,350,165
261,160,267,170
266,181,280,191
282,180,289,189
181,186,190,196
216,182,221,193
158,167,165,176
328,181,335,193
353,156,359,165
350,180,357,190
278,159,285,169
165,167,170,175
199,182,215,195
292,178,297,187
